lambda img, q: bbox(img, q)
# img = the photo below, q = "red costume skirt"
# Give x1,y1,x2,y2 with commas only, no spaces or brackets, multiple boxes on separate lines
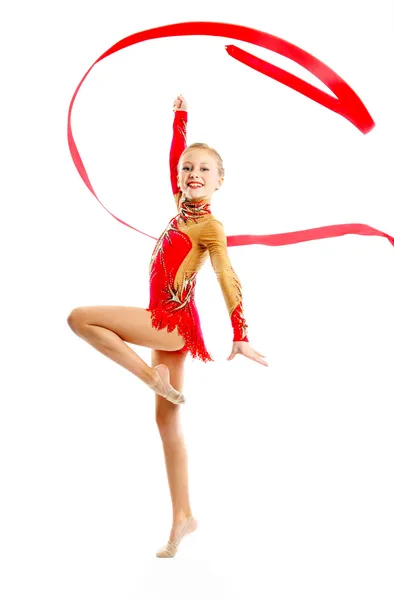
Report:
145,291,213,362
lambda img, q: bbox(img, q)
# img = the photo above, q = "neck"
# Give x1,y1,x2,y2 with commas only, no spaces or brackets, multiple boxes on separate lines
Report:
179,193,212,219
181,192,211,204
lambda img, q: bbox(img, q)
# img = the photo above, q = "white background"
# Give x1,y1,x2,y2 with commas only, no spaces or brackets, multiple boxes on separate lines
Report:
1,1,393,599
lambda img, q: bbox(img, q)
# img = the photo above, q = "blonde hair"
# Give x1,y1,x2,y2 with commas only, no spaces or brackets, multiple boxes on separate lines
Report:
177,143,225,178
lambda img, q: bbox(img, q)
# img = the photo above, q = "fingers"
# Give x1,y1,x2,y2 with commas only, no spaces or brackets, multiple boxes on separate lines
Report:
257,358,268,366
230,345,268,366
239,354,268,366
253,351,268,366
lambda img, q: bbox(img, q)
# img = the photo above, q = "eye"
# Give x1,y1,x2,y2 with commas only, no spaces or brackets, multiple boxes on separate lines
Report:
182,166,209,171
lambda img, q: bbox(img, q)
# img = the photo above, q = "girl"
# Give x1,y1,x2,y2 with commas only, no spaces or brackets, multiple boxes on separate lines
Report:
67,94,268,557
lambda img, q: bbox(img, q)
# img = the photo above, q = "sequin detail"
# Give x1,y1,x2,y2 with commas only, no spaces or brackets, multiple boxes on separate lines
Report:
177,119,187,144
146,203,214,362
231,303,249,341
215,265,249,341
178,197,212,224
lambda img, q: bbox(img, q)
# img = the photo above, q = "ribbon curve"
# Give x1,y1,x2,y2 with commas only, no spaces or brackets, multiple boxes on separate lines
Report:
67,21,394,248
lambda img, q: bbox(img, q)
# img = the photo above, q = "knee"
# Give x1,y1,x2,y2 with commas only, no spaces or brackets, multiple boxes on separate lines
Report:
67,307,86,332
155,409,180,437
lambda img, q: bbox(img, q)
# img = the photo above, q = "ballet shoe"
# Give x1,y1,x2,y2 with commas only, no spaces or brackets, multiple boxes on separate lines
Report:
149,364,186,404
156,515,197,558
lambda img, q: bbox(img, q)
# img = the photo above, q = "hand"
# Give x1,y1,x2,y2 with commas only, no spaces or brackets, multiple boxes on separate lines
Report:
173,94,188,112
227,341,269,366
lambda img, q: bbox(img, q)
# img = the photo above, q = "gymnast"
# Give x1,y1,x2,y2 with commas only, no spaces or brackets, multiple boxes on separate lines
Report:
67,93,268,557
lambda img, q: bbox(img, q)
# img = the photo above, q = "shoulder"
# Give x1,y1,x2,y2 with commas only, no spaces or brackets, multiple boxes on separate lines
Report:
202,216,225,232
199,216,227,246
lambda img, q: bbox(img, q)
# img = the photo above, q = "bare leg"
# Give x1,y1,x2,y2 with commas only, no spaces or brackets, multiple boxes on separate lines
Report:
67,306,196,548
152,349,198,543
71,321,155,384
66,306,186,388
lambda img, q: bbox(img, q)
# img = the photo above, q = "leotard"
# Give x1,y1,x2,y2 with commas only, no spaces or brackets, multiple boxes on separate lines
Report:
145,110,249,362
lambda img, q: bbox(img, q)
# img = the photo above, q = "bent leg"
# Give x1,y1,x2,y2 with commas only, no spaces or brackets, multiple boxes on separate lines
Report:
67,305,186,387
68,305,186,351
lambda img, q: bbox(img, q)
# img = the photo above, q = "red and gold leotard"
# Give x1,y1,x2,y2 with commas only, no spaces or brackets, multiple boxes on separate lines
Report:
145,110,249,362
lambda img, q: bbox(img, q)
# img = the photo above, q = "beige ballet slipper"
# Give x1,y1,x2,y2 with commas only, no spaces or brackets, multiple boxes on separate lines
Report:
156,516,197,558
149,364,186,404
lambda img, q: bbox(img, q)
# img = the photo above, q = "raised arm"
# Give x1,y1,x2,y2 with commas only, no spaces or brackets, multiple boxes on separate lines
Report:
200,218,249,342
170,95,188,211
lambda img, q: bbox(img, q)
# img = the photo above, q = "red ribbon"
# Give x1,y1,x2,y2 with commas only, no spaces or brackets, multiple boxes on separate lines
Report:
67,21,394,248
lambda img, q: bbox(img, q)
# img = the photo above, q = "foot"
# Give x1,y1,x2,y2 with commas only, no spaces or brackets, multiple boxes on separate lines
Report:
169,514,198,543
156,515,198,558
149,364,186,404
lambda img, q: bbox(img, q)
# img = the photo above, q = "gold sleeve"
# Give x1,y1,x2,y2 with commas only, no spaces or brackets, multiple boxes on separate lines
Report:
200,219,249,341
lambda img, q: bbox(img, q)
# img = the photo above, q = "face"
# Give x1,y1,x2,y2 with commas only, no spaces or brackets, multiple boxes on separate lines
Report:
177,149,224,201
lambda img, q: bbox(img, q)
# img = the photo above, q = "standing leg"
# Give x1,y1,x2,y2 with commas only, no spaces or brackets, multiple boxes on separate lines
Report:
152,348,198,551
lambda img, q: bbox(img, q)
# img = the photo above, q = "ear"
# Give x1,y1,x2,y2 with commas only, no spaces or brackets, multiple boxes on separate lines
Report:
216,177,224,190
